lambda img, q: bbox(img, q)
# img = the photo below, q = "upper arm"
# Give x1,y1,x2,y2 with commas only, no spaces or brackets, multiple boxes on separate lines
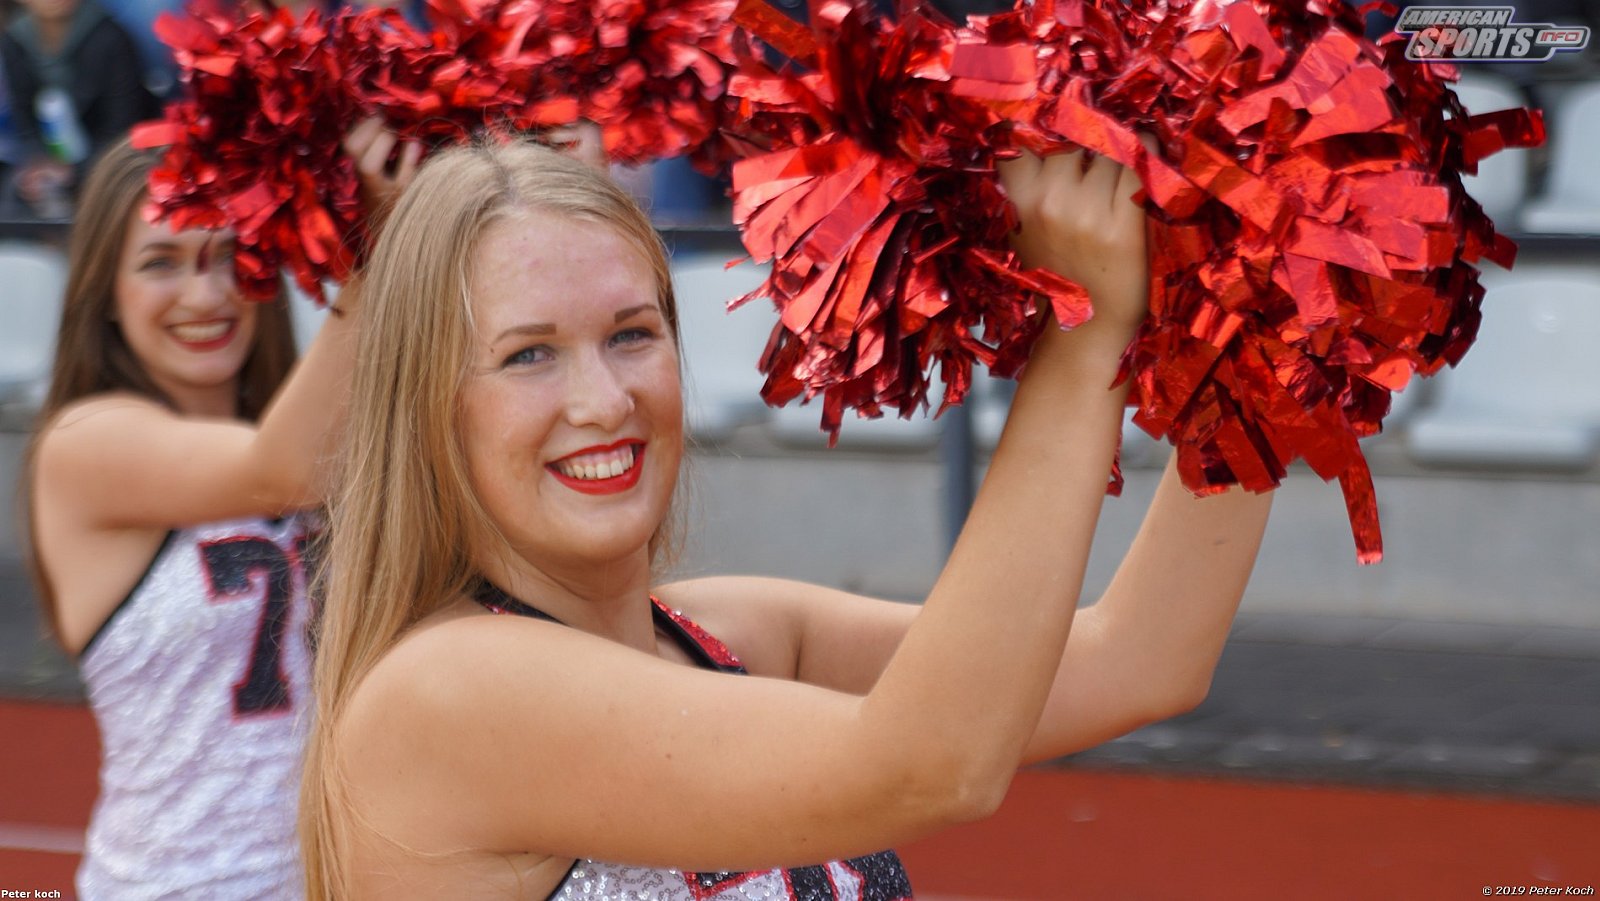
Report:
34,396,303,531
653,576,917,692
341,615,956,874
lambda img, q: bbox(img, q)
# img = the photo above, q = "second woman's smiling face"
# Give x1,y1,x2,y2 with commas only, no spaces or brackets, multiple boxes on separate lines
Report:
460,213,682,573
114,210,257,417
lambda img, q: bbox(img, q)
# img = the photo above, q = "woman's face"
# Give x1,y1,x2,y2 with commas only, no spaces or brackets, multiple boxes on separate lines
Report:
114,209,257,416
459,213,682,572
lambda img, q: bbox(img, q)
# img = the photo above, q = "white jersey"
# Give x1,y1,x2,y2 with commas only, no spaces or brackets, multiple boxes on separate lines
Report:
550,853,913,900
76,514,319,901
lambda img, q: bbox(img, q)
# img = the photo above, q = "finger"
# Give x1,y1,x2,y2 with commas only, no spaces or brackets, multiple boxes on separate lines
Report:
1113,134,1158,215
1036,147,1086,185
395,140,424,187
359,129,398,177
997,149,1044,200
341,116,383,158
1112,159,1143,213
1080,152,1124,209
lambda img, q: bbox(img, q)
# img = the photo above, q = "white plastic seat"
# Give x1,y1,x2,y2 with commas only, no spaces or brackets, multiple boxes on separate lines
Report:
1407,264,1600,469
1451,73,1531,228
0,241,69,407
1521,81,1600,234
671,255,776,440
285,280,338,354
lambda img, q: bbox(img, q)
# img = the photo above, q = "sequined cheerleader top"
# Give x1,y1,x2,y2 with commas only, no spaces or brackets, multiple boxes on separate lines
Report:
469,579,916,901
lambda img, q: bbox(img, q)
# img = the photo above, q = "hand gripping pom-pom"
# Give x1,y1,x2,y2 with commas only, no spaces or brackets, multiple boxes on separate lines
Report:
723,0,1095,440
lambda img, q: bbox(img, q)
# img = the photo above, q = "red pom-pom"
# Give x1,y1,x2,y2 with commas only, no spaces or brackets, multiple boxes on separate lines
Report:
496,0,740,165
132,7,371,302
724,0,1092,438
133,0,741,300
975,0,1545,562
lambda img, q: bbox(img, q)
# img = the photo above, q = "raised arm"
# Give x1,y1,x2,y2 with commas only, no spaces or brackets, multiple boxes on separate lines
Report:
1018,454,1274,762
33,120,421,529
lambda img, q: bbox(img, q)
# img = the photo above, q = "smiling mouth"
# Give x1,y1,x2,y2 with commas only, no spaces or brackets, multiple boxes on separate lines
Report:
169,320,236,349
547,442,645,495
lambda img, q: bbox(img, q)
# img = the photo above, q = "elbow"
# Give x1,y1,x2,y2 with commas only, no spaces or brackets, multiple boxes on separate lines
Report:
889,747,1014,830
1144,669,1214,724
943,766,1012,825
255,463,322,513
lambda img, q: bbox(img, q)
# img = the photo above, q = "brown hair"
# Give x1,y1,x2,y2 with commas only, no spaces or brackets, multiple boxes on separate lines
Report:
19,136,298,640
300,139,681,899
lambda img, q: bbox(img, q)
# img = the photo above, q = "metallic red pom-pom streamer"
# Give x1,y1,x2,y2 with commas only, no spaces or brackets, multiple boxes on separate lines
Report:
498,0,740,166
131,8,371,302
973,0,1545,561
132,0,740,300
724,0,1093,438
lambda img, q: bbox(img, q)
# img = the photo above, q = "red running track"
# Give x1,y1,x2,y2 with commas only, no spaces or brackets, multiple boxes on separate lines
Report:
3,698,1597,900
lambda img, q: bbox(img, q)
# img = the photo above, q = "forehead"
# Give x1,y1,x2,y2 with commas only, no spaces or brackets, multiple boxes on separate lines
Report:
468,214,658,328
124,209,236,248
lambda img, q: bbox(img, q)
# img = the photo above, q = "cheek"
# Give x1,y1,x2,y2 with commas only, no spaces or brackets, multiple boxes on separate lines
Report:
461,382,556,483
236,300,260,343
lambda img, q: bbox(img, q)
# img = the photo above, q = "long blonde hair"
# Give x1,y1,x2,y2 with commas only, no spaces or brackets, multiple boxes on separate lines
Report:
299,140,680,899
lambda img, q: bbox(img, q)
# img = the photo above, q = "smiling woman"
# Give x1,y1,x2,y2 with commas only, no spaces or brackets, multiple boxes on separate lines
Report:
19,122,417,900
303,139,1276,901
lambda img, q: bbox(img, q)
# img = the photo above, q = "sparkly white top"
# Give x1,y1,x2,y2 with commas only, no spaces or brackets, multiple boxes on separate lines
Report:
472,585,916,901
77,515,319,901
551,852,913,900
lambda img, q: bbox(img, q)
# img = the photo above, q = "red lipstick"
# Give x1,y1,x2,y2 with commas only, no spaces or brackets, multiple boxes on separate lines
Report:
547,441,645,496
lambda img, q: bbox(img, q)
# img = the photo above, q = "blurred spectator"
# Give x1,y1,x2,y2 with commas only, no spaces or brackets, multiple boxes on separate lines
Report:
1,0,158,216
95,0,181,96
0,61,18,194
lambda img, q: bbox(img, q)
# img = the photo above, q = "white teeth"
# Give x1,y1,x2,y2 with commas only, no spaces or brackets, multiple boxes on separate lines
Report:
556,446,638,481
171,321,231,343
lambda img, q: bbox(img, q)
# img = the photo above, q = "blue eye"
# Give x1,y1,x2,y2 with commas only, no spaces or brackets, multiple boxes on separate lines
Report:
610,327,654,347
503,346,552,367
138,257,176,272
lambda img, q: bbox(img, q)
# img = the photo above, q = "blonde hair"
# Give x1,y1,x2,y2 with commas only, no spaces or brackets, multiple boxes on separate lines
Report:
299,140,680,899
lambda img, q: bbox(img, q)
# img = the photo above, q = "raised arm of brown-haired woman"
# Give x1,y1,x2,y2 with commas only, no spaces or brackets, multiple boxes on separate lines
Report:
30,120,420,651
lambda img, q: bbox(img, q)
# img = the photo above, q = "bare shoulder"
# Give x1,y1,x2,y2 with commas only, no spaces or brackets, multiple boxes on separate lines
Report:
35,393,169,459
334,605,579,848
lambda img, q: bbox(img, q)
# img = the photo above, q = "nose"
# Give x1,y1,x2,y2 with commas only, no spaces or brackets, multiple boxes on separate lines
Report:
179,254,237,314
563,349,635,431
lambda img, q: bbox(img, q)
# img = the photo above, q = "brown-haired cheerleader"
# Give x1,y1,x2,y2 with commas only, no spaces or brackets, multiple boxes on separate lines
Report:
22,119,417,900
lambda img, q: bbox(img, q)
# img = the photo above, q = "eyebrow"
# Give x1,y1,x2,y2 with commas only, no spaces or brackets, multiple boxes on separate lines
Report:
489,305,660,345
135,236,236,254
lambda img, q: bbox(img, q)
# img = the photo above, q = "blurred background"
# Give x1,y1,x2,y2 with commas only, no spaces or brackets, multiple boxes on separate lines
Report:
2,0,1599,898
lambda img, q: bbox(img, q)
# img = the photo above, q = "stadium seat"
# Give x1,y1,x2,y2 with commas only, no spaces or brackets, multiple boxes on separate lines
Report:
1407,264,1600,469
1451,73,1532,228
671,255,776,440
1521,81,1600,234
0,242,68,408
